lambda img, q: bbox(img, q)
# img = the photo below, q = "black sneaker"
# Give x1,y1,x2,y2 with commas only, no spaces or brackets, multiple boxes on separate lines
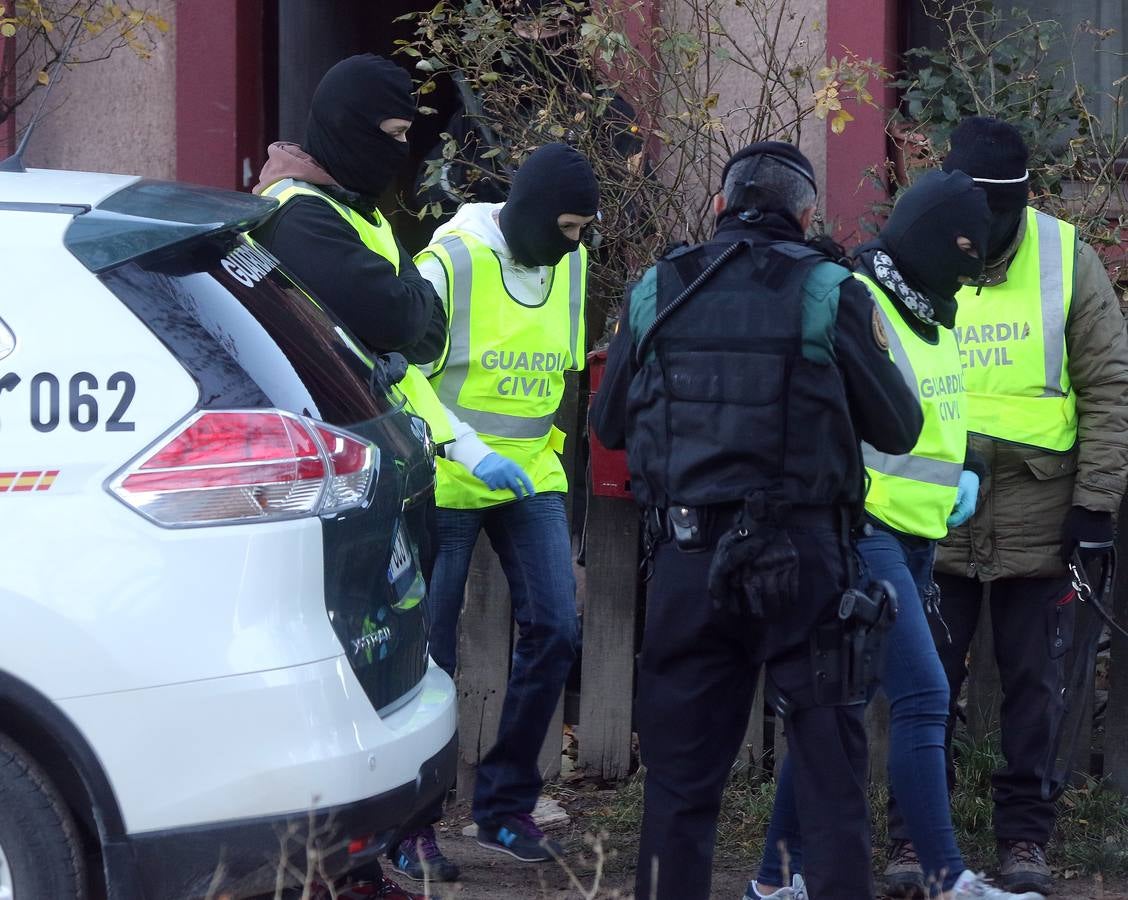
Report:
881,839,926,898
476,813,563,863
998,841,1053,895
390,826,460,882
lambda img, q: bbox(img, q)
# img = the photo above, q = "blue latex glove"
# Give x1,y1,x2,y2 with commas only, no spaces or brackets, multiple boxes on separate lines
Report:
946,470,980,527
472,452,536,498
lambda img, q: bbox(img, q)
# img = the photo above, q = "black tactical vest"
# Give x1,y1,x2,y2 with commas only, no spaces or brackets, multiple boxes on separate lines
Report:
625,238,863,511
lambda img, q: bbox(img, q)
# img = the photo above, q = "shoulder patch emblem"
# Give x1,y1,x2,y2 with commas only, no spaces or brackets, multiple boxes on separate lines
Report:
872,307,890,351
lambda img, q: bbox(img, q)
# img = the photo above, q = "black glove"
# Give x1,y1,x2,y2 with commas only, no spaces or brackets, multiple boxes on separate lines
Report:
708,523,772,615
743,529,800,620
1061,506,1114,563
707,523,799,619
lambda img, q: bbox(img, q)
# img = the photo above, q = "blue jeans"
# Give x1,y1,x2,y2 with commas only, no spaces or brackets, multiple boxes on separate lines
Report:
427,491,578,826
758,527,965,892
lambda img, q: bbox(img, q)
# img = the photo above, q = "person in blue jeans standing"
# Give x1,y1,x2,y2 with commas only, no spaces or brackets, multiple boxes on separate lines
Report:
747,173,1043,900
387,146,599,882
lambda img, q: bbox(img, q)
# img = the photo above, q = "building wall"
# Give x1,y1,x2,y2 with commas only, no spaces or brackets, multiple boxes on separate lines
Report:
711,0,829,200
825,0,899,243
659,0,828,235
661,0,903,241
18,0,177,178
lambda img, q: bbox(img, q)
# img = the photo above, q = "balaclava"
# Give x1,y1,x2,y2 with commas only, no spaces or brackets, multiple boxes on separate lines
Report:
942,116,1029,259
870,170,990,328
305,54,416,199
499,144,600,268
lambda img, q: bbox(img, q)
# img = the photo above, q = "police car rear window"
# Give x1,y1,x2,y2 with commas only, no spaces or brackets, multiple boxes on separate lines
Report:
102,236,393,426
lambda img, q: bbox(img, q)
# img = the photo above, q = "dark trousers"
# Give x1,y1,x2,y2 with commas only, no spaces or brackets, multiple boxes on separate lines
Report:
888,573,1074,844
634,525,873,900
763,529,965,892
426,492,579,826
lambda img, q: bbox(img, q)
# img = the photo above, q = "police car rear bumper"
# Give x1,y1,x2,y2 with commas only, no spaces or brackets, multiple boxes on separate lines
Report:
109,733,457,899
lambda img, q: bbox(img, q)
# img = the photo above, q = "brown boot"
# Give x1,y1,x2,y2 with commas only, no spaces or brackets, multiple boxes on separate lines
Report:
882,840,926,898
998,841,1053,895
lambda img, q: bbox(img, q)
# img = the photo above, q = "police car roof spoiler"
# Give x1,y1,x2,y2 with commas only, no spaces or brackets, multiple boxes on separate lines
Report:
64,179,278,273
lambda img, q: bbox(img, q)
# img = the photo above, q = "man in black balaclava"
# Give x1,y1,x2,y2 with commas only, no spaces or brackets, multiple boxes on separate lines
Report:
923,117,1128,895
858,168,989,331
498,142,600,267
252,60,454,898
304,52,416,200
942,116,1030,271
252,53,447,365
412,144,598,871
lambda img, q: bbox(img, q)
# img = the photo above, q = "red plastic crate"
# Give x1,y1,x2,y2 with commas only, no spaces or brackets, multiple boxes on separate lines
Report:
587,349,633,500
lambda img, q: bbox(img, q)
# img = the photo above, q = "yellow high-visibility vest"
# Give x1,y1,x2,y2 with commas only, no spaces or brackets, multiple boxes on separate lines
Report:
955,208,1077,452
856,273,965,540
416,230,587,509
260,178,454,445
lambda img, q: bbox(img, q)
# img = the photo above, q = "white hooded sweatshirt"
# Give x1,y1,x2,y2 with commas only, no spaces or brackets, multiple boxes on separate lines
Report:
418,202,558,475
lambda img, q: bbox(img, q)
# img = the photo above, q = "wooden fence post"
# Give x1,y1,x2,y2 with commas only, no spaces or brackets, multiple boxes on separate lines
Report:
866,692,891,787
455,536,512,800
577,495,639,780
773,714,788,779
737,668,767,778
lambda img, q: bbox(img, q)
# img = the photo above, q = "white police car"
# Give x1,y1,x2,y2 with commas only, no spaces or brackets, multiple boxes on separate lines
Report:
0,168,456,899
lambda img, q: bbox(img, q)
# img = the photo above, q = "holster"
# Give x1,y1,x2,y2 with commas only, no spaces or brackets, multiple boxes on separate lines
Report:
810,579,898,707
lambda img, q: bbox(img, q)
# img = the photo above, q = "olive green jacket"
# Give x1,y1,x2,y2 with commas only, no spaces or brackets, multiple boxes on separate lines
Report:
936,213,1128,581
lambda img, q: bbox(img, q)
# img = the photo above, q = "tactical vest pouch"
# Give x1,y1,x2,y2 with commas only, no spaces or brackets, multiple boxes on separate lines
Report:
707,493,799,620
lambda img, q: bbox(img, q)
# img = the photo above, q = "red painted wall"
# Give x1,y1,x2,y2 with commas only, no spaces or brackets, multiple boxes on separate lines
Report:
0,36,16,158
176,0,267,190
825,0,900,244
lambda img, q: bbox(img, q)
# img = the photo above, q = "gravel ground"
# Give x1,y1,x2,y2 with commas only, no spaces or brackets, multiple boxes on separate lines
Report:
348,803,1128,900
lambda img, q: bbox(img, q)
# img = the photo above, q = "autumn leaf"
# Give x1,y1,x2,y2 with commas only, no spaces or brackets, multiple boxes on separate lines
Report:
830,109,854,134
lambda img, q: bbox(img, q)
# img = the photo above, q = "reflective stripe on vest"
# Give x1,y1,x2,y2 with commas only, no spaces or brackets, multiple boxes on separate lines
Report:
856,273,965,540
260,178,455,445
954,208,1077,452
417,229,586,508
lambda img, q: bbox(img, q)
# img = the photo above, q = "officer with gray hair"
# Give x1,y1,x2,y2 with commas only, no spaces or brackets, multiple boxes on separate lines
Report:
592,141,922,899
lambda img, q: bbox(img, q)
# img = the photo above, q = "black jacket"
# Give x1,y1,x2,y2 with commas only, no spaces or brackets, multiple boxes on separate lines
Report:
252,195,447,364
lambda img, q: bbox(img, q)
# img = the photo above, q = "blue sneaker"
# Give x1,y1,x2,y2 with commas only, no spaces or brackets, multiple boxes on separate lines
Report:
391,826,460,883
476,813,562,863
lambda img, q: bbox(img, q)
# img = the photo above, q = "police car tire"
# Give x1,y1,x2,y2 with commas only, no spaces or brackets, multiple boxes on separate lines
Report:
0,734,87,899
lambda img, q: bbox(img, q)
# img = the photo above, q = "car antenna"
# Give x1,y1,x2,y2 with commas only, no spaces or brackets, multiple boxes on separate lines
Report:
0,17,85,173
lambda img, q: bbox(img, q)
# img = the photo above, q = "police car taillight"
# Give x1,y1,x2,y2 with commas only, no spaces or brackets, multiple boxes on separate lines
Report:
108,410,378,527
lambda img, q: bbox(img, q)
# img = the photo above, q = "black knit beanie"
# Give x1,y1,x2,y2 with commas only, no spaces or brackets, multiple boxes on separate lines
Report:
942,117,1029,212
499,144,599,268
720,141,817,194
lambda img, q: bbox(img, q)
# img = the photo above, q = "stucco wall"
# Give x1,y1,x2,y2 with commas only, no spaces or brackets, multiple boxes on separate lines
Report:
661,0,828,229
18,0,177,177
708,0,828,192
